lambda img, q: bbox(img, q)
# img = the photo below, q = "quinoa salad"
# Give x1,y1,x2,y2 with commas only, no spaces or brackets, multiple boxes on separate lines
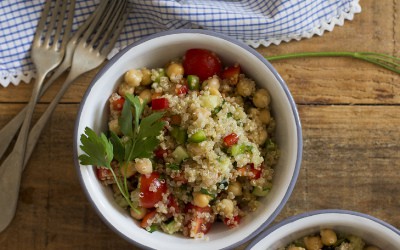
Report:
79,48,280,238
280,228,381,250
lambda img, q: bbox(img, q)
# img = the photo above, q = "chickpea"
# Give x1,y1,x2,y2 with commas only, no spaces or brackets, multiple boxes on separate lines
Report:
130,207,147,220
134,158,153,174
303,236,323,250
193,192,212,208
108,119,121,135
140,68,152,86
118,82,135,97
259,109,271,124
208,87,221,97
166,62,184,81
139,89,152,103
233,96,244,106
236,78,255,97
320,229,337,246
125,69,143,87
220,199,234,217
220,81,233,94
203,76,220,90
227,182,242,196
255,128,268,145
248,107,259,118
120,161,136,178
252,88,271,108
186,143,203,156
193,107,211,122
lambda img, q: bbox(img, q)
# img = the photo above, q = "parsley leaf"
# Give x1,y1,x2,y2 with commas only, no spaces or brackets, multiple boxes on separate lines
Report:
79,127,113,168
79,127,135,211
123,95,165,161
125,93,143,134
119,99,133,136
79,93,165,213
137,112,165,139
109,131,125,163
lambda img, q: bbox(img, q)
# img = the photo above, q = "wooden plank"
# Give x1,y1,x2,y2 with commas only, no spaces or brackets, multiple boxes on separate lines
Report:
0,1,399,105
0,104,399,249
0,104,135,249
276,105,400,229
0,0,399,249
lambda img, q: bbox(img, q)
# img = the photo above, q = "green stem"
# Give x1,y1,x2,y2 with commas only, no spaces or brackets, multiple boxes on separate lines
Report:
266,51,355,60
122,163,129,202
108,165,131,206
266,51,400,74
108,163,139,212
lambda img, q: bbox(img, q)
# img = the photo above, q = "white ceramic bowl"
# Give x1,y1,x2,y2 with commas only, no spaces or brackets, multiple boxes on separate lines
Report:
73,29,302,250
246,209,400,250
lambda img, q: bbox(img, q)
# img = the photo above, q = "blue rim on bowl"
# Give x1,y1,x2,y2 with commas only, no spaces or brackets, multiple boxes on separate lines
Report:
73,29,303,249
245,209,400,250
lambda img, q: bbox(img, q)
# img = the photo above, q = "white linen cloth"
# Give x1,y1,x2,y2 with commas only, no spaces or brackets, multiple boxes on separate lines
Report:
0,0,361,87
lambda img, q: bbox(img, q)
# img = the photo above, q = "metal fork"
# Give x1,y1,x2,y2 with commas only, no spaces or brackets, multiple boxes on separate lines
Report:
0,0,127,232
23,0,128,167
0,0,74,232
0,0,109,162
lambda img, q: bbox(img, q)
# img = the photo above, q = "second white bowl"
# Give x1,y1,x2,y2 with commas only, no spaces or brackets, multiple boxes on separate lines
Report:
246,209,400,250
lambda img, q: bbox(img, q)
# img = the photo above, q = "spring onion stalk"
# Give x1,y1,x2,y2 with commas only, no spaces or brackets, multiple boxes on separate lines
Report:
265,52,400,74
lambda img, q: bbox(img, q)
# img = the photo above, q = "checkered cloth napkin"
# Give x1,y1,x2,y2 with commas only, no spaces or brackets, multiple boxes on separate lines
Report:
0,0,361,87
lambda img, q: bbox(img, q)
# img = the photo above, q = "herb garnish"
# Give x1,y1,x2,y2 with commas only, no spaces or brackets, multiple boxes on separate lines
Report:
266,51,400,74
79,94,165,211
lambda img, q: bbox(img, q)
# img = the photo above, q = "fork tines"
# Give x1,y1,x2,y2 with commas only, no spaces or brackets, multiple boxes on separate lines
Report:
34,0,75,50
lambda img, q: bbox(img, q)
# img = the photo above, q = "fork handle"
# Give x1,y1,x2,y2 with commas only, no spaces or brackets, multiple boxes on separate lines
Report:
0,62,70,162
0,73,47,232
23,68,84,167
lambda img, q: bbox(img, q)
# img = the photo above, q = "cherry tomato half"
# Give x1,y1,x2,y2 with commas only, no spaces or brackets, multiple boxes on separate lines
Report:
151,98,169,110
237,163,262,179
154,148,168,160
186,205,213,236
183,49,222,81
191,217,212,235
175,84,189,95
139,172,167,208
96,168,113,181
224,215,241,229
223,133,239,147
222,64,241,85
140,209,157,228
166,195,180,216
110,96,125,111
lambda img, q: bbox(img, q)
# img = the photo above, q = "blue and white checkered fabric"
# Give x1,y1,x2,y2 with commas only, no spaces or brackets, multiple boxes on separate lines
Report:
0,0,361,87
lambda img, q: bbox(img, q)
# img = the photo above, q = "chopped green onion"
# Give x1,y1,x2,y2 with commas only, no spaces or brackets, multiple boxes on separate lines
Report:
188,130,206,143
147,224,159,233
152,68,166,83
229,143,252,156
200,188,216,198
252,186,270,197
187,75,200,90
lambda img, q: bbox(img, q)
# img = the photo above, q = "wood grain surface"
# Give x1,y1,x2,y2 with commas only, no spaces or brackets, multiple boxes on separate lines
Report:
0,0,399,249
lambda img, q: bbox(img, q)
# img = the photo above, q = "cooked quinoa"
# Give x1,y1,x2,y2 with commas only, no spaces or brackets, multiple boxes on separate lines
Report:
100,49,280,238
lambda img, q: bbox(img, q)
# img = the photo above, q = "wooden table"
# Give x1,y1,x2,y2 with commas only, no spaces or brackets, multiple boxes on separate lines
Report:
1,0,399,249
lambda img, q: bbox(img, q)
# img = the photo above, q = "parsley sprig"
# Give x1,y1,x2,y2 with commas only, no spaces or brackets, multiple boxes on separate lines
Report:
79,94,165,210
